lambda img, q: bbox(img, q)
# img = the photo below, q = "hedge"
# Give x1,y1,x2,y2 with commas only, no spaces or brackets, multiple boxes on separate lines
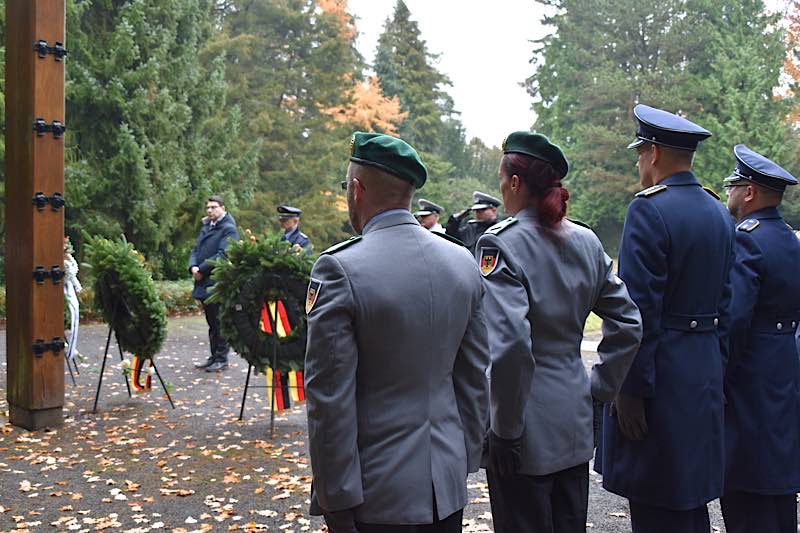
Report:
0,279,197,322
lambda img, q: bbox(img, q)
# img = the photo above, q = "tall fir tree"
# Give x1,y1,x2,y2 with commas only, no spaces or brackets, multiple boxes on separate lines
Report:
529,0,791,249
217,0,364,248
65,0,256,277
374,1,455,155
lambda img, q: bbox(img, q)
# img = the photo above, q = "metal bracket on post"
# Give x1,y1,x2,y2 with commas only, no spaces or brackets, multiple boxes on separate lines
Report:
32,337,65,358
32,192,65,211
33,40,67,61
33,118,65,138
32,266,64,285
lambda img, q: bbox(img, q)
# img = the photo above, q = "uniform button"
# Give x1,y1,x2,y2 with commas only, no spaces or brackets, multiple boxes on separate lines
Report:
777,322,783,330
689,320,698,329
793,321,797,329
713,318,719,327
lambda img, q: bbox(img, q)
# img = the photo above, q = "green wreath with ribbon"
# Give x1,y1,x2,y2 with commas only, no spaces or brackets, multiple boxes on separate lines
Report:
82,234,167,359
206,230,313,373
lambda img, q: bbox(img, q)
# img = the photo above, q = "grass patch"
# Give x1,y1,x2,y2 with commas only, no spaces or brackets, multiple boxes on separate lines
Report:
584,312,602,336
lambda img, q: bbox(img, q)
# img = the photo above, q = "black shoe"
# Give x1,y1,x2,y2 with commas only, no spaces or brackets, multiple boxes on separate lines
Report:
205,360,229,372
194,357,215,369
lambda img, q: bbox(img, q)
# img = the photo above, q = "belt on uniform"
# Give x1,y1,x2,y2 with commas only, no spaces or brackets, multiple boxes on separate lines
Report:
750,316,799,335
661,313,719,332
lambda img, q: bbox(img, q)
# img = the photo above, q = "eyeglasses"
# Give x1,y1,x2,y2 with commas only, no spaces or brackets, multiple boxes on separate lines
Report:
340,180,348,191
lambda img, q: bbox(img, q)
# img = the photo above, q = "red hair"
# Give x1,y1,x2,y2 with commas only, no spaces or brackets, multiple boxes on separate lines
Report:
501,153,569,229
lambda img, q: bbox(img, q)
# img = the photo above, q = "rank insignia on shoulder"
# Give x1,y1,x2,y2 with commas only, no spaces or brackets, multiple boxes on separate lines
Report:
432,230,465,247
306,278,322,314
737,219,760,233
635,184,668,198
568,218,592,230
480,247,500,276
486,217,518,235
322,235,362,255
703,186,720,200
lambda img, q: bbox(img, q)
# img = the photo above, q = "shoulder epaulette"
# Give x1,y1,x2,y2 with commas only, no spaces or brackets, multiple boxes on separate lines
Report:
703,186,720,200
737,219,760,233
635,184,668,198
486,217,518,235
568,218,592,230
432,230,465,247
787,222,794,230
321,235,362,255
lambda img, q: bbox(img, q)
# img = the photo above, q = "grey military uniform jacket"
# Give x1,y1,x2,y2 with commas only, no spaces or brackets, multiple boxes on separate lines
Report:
476,208,642,476
305,210,490,524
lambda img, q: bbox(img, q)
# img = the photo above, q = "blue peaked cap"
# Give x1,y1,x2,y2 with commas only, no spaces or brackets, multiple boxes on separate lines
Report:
627,104,711,151
723,144,798,192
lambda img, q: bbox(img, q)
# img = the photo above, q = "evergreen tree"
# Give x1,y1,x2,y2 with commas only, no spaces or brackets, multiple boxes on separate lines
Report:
374,1,455,155
218,0,363,248
65,0,256,277
529,0,791,249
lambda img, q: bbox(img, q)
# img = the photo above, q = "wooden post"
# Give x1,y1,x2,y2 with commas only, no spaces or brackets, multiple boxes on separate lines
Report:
6,0,66,430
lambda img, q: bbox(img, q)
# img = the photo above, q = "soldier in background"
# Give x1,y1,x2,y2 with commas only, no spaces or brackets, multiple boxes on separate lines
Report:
721,145,800,533
445,191,500,252
414,198,445,232
277,205,313,255
597,104,734,533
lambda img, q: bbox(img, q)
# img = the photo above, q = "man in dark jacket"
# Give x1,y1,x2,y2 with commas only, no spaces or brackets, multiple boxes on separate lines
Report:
189,195,240,372
445,191,500,253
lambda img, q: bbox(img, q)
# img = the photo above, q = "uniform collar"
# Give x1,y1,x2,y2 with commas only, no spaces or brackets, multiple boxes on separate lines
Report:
742,206,781,221
284,226,299,238
516,206,539,221
362,209,417,235
660,171,699,187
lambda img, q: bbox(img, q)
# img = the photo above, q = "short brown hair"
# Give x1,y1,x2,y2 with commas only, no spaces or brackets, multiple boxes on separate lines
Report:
207,194,225,207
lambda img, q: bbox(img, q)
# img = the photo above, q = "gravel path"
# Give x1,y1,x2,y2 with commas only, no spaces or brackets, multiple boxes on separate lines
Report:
0,316,733,532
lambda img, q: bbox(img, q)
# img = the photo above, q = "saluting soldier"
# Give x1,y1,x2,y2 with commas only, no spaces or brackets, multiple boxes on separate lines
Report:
720,145,800,533
597,104,735,532
445,191,500,252
277,204,313,255
304,132,490,533
477,132,642,533
413,198,445,232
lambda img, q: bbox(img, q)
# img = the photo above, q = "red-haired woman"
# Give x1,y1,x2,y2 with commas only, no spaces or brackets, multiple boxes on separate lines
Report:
477,131,642,532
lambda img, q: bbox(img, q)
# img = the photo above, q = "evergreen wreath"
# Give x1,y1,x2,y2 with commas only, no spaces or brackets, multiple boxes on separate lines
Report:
82,234,168,359
207,230,313,373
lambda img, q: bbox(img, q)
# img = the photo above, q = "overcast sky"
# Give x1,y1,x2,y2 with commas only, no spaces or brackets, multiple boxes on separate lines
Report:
347,0,554,147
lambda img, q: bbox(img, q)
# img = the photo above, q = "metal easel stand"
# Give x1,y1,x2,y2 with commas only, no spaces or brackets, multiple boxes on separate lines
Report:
92,292,175,413
238,275,301,438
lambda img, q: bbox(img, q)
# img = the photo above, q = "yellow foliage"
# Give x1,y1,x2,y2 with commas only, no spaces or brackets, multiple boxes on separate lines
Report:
322,76,407,135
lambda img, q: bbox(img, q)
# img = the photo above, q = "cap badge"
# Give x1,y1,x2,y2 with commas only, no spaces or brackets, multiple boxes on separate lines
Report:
349,135,356,156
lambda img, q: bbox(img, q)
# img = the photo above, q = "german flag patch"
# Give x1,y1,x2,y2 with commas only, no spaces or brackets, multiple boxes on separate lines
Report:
480,247,500,276
306,278,322,314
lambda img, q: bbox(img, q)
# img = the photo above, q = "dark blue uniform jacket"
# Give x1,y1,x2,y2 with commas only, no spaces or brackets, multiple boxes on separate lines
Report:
188,213,239,300
598,171,735,510
724,207,800,495
283,227,312,255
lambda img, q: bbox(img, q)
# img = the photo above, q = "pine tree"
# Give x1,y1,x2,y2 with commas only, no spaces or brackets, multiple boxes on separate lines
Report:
374,0,455,154
65,0,256,277
218,0,363,248
528,0,791,249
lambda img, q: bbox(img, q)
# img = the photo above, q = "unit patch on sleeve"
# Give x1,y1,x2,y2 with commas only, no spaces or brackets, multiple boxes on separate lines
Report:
306,278,322,314
479,247,500,276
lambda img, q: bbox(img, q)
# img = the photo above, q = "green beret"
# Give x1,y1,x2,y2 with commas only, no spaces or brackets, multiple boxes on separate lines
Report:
502,131,569,179
349,132,428,188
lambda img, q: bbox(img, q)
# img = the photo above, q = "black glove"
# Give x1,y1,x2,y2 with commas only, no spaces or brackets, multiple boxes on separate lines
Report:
454,208,471,221
488,429,522,476
592,397,603,449
323,508,358,533
613,393,648,441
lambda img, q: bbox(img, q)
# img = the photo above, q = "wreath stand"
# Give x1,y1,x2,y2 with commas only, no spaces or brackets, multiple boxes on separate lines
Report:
237,275,303,437
92,289,175,413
